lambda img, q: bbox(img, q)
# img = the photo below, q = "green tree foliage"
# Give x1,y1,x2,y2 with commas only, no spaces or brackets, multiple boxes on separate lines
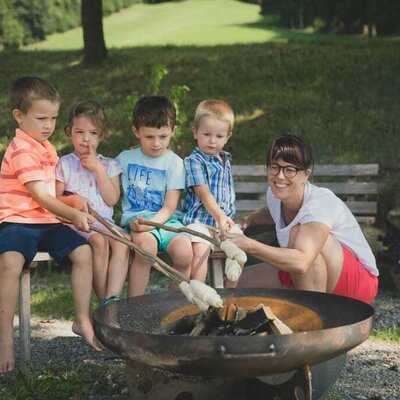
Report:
260,0,400,35
0,0,24,48
0,0,140,47
125,64,190,147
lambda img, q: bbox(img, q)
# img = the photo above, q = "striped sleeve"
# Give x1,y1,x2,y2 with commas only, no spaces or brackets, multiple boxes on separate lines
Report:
8,145,47,185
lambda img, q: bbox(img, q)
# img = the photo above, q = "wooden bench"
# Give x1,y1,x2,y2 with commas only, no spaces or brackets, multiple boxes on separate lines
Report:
19,251,52,376
209,163,379,288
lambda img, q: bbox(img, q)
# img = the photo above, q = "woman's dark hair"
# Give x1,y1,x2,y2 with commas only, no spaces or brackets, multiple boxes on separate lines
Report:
266,132,314,171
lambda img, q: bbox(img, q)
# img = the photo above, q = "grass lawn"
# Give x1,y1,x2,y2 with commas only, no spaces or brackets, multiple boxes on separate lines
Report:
26,0,366,50
1,43,399,216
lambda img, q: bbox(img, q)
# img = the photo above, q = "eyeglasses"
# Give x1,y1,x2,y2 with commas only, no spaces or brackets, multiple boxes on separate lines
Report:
267,164,303,178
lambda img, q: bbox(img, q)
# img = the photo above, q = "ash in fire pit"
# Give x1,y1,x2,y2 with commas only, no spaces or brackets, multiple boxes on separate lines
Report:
164,303,293,337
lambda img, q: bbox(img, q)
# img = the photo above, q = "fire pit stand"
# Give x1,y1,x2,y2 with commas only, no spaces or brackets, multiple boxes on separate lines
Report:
125,353,346,400
93,289,373,400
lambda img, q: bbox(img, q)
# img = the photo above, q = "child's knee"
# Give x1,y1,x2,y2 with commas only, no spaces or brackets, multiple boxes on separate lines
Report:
89,234,108,252
0,252,25,273
170,237,193,264
132,233,157,250
69,243,91,263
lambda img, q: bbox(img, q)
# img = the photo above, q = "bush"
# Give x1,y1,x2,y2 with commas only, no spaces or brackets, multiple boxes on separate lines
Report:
0,0,141,47
0,15,24,49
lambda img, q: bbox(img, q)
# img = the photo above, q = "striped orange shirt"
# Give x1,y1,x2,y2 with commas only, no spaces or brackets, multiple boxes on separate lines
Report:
0,129,59,224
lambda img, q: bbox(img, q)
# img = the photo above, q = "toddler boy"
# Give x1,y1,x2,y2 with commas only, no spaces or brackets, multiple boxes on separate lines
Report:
183,100,242,283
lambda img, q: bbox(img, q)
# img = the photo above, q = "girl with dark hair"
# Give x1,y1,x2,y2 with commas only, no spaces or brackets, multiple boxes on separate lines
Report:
228,132,378,304
56,100,130,305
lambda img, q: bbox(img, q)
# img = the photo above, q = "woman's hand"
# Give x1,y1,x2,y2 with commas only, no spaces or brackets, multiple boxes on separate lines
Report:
223,230,251,251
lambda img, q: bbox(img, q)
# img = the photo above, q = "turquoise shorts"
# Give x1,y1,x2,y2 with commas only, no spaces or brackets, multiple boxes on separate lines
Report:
125,215,190,252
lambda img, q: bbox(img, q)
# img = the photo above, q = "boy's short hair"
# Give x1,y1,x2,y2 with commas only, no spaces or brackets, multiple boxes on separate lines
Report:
132,95,176,129
65,100,107,138
194,99,234,133
9,75,61,113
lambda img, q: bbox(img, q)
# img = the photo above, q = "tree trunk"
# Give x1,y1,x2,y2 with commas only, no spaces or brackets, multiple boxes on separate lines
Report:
81,0,107,63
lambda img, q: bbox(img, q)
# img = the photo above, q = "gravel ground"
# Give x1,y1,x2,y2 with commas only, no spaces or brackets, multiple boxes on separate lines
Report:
6,288,400,399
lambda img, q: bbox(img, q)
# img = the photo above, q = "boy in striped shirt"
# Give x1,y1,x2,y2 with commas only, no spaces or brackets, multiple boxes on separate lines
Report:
183,100,242,284
0,76,104,374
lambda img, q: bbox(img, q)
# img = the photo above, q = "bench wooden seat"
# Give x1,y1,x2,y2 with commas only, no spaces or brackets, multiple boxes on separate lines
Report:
209,163,379,288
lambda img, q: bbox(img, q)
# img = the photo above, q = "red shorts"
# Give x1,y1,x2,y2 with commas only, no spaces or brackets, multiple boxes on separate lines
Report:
278,244,378,304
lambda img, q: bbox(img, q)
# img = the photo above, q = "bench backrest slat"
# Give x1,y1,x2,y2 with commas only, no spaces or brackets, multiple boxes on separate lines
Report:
232,164,379,177
232,163,379,224
234,181,378,195
235,200,377,215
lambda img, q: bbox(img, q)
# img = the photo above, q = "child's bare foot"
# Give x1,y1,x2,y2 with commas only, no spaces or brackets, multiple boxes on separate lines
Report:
72,319,105,352
0,334,15,373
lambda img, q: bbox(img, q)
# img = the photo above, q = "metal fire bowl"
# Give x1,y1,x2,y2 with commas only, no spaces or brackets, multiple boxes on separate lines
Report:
92,289,374,378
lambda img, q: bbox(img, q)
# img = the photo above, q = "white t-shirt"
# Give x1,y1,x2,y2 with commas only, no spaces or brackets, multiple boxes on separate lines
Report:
267,182,378,276
116,147,185,227
55,152,122,222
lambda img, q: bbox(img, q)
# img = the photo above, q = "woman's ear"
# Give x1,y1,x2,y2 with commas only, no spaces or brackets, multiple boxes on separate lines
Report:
305,168,312,182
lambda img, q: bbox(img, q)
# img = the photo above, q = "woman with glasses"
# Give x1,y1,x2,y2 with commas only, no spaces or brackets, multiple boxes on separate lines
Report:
228,132,378,304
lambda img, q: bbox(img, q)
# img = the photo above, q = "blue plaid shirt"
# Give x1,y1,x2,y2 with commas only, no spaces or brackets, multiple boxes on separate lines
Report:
183,147,236,227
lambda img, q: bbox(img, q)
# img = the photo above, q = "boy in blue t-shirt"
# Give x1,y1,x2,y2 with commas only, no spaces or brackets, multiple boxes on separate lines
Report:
117,95,192,296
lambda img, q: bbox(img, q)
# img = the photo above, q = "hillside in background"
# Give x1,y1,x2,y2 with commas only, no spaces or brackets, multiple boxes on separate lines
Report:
1,0,399,220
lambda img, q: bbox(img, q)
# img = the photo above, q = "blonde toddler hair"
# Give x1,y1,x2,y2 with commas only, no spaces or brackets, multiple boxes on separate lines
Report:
193,99,234,133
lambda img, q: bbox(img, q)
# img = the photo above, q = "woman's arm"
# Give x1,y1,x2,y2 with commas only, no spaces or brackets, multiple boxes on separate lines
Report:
230,221,330,274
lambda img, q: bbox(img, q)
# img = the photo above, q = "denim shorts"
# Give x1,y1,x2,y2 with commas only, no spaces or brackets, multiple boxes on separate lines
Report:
125,215,190,252
0,222,88,268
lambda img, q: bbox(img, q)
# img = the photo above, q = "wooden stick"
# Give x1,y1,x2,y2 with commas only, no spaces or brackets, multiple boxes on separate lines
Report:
88,205,125,239
89,226,187,285
59,194,188,285
137,219,221,246
262,305,293,335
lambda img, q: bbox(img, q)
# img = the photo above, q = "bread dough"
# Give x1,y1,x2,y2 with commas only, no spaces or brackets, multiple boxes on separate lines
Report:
190,280,223,308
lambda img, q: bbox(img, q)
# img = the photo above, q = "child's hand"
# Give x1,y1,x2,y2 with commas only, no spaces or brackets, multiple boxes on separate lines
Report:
129,217,152,232
217,215,235,232
79,144,102,173
70,209,94,232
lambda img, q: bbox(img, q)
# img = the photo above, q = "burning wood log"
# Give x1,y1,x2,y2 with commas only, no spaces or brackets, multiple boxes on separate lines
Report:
164,302,293,337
